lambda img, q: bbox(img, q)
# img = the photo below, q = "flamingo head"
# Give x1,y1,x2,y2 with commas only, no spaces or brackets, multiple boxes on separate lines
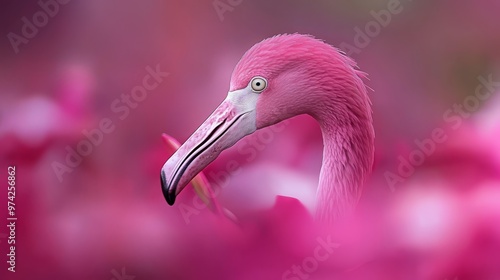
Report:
161,34,369,205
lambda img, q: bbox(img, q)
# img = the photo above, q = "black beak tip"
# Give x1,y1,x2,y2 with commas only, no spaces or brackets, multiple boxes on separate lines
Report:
160,170,176,206
166,193,176,206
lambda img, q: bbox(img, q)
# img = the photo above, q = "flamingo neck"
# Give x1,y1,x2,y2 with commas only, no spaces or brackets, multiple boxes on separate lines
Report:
309,90,374,223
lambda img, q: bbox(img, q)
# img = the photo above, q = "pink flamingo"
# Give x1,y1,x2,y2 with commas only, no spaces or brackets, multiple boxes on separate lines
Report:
160,34,375,222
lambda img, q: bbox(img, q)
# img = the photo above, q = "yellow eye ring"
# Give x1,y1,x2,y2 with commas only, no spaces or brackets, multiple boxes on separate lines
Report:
250,77,267,93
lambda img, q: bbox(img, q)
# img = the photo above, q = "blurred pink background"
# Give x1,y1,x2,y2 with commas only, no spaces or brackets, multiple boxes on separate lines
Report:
1,0,500,279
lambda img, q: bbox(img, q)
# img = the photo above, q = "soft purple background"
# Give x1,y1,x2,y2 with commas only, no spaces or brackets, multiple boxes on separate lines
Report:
1,0,500,279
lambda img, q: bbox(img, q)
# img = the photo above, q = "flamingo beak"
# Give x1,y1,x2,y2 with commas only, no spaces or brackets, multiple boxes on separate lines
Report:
161,86,259,205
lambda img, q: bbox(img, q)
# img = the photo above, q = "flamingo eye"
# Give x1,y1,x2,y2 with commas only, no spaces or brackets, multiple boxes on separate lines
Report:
250,77,267,93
